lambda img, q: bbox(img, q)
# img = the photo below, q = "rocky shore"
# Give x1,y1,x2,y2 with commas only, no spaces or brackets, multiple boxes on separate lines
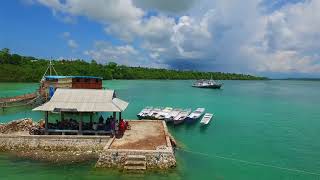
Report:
0,118,38,135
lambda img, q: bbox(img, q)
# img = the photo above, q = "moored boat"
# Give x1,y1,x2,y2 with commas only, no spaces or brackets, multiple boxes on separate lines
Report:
164,108,182,122
147,107,162,119
155,107,173,120
200,113,213,125
137,106,153,119
185,108,205,123
173,109,191,125
192,78,223,89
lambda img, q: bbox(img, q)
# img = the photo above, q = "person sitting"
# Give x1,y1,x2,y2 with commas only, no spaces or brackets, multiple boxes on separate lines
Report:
99,115,104,124
92,122,98,131
119,119,125,135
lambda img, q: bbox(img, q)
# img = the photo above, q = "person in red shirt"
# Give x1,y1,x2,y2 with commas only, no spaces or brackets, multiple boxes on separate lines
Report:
119,119,125,135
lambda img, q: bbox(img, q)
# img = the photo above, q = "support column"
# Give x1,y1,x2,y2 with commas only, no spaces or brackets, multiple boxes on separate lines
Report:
119,112,122,121
113,112,117,121
45,111,48,135
60,112,64,121
79,112,83,135
113,112,117,135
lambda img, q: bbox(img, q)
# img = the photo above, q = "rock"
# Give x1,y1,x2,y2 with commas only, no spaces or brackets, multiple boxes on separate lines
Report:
0,118,37,134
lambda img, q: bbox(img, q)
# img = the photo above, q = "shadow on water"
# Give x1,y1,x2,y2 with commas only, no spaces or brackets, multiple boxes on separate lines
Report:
184,121,199,130
199,124,210,134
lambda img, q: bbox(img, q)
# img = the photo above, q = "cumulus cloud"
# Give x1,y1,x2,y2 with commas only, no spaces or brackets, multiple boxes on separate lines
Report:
67,39,78,49
34,0,320,75
132,0,196,13
61,31,78,50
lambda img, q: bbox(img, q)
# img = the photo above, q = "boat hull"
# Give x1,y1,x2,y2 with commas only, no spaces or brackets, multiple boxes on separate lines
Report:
185,117,200,123
192,84,222,89
174,119,185,125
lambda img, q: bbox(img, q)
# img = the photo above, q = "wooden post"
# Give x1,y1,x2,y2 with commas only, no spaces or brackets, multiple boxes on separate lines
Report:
60,112,64,121
119,112,122,121
90,113,93,124
113,112,117,135
79,112,83,135
113,112,117,122
45,111,48,135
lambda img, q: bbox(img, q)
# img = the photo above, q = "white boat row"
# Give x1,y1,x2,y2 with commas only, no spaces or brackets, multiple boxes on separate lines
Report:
137,106,213,125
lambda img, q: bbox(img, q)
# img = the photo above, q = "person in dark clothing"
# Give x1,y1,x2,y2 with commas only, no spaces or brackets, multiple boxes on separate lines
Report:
99,115,104,124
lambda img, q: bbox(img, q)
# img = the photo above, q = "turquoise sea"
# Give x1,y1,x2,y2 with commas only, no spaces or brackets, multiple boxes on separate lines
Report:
0,80,320,180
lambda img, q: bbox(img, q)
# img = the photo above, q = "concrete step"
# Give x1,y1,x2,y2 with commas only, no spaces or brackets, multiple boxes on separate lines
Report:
124,165,146,170
126,155,146,161
125,160,146,166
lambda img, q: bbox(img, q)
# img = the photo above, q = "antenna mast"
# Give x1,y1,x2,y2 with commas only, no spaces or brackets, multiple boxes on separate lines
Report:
49,59,52,76
40,58,59,82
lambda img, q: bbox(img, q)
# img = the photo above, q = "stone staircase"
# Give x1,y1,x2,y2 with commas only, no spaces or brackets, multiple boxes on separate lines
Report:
124,155,146,170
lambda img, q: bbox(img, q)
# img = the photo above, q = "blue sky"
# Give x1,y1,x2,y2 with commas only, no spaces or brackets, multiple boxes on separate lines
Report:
1,0,319,78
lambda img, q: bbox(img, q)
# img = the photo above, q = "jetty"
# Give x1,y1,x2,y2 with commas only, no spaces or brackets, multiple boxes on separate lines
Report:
0,119,176,170
0,88,176,170
97,120,176,170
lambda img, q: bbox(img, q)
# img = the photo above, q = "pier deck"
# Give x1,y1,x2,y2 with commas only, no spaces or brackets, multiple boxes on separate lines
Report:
110,120,167,150
96,120,176,169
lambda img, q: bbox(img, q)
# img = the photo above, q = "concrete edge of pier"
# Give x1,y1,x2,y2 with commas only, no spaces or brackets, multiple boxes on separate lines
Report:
0,120,176,170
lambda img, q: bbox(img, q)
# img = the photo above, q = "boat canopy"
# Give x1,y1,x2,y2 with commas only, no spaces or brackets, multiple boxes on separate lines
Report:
45,75,103,80
33,89,128,112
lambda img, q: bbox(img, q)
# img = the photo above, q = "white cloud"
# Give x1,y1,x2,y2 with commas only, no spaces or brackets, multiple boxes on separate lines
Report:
132,0,196,13
35,0,320,75
67,39,78,49
85,41,137,64
60,31,78,49
62,31,70,38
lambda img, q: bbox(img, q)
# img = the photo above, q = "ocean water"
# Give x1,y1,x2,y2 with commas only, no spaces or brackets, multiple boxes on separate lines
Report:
0,80,320,180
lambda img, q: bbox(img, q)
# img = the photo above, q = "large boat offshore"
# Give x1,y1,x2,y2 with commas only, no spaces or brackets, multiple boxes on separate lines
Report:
192,79,223,89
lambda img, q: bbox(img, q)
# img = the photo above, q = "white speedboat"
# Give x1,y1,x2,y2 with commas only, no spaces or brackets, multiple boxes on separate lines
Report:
147,107,162,119
173,109,191,125
137,106,153,119
164,109,182,122
155,107,173,120
185,108,205,123
200,113,213,125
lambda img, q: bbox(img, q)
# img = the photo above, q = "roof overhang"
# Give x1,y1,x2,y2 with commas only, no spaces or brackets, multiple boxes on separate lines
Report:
33,89,128,112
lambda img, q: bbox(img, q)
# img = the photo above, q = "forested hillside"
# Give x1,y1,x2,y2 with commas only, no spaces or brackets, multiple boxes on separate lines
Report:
0,48,267,82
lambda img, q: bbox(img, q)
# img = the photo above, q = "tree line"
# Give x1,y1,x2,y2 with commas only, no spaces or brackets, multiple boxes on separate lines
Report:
0,48,267,82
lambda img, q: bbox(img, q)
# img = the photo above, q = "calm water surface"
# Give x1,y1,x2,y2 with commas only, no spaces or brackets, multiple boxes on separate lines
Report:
0,80,320,180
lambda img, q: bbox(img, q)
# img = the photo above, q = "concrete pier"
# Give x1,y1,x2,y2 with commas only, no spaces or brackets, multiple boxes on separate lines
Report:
96,120,176,170
0,119,176,170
